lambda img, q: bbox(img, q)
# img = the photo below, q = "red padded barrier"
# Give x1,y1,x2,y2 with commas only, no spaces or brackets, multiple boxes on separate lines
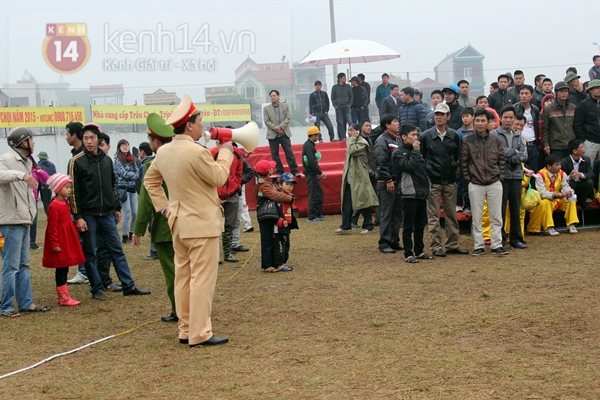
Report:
245,141,347,217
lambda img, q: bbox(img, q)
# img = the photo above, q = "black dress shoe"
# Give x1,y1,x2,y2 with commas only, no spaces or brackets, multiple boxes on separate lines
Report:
190,335,229,347
161,313,179,323
179,338,189,344
379,247,397,254
231,245,249,252
446,248,469,255
123,286,151,296
433,249,447,257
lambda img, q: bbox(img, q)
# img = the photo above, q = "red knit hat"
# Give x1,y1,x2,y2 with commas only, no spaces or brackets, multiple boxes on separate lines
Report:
47,173,72,194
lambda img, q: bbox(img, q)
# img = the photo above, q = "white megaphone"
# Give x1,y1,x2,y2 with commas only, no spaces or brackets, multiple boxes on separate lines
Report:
203,121,260,152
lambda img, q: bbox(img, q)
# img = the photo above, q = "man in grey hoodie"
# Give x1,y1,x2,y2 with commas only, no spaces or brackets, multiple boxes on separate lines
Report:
491,105,528,249
331,72,353,140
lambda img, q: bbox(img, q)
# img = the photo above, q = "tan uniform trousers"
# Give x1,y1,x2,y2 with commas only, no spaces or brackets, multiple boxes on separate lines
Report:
172,222,220,346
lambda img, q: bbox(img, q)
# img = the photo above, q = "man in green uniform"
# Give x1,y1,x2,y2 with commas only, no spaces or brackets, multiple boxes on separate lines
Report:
132,113,177,322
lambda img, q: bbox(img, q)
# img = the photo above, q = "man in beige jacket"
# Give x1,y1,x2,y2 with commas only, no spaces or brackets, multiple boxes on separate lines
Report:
263,90,300,177
144,95,234,347
0,127,50,317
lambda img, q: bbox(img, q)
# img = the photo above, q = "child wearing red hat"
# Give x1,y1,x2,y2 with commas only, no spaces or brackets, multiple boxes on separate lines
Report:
42,173,86,306
254,160,295,272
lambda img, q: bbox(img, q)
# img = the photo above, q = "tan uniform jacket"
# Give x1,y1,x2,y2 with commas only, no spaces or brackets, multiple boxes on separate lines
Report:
144,135,233,239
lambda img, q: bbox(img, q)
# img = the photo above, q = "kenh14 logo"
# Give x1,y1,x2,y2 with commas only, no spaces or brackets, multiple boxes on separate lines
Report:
43,24,90,74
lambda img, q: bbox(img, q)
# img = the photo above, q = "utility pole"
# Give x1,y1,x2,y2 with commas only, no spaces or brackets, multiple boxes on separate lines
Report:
329,0,338,80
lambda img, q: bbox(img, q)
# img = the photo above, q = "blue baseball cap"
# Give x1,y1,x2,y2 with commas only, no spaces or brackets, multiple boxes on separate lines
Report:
280,172,297,184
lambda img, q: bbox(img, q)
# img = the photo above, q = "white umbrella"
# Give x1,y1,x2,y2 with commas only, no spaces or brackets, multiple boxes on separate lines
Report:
299,39,400,75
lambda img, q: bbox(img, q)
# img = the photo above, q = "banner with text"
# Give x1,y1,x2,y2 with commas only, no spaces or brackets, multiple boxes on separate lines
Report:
91,104,251,124
0,107,86,129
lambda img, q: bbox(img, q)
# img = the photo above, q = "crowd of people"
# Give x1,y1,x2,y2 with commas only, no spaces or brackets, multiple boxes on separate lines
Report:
1,56,599,348
301,56,600,262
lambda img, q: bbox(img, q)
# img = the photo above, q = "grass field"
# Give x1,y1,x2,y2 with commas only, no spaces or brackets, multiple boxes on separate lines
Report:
1,212,600,399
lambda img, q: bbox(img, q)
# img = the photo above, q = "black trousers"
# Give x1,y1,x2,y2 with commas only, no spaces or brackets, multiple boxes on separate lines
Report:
223,195,240,232
570,178,594,206
55,267,69,287
268,135,299,175
273,232,290,266
259,221,276,270
340,181,353,230
402,198,427,258
306,173,323,220
351,208,374,230
377,183,403,249
502,179,524,246
40,187,53,215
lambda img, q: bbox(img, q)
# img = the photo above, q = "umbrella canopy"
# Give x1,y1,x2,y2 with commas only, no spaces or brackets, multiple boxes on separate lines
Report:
299,39,401,67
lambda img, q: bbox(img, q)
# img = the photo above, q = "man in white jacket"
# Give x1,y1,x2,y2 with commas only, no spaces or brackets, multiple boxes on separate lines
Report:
0,127,50,317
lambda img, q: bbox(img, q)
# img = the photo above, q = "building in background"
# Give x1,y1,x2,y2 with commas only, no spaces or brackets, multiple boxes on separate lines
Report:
414,77,445,110
2,70,58,107
90,84,124,105
143,89,180,105
434,44,485,97
204,86,237,104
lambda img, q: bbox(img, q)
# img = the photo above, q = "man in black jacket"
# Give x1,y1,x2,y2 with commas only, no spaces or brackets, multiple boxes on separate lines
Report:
374,114,403,253
309,80,334,142
488,74,517,114
419,103,468,257
514,85,541,172
561,139,595,209
392,124,431,262
71,123,150,300
350,76,368,124
565,73,588,107
574,79,600,163
357,74,371,119
302,126,326,222
442,85,464,130
380,84,400,119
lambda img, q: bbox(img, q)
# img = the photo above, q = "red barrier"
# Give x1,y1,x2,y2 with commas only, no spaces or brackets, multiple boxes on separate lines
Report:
245,141,347,217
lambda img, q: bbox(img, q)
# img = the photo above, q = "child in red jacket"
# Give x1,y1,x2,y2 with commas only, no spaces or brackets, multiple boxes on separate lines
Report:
273,173,299,271
42,174,85,306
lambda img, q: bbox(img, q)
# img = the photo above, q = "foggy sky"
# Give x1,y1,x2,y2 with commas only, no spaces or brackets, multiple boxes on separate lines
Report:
1,0,597,104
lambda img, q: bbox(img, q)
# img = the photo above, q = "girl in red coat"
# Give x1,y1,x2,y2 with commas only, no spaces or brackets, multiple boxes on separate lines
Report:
42,174,85,306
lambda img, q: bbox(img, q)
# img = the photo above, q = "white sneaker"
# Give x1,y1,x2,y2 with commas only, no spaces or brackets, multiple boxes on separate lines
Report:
568,224,578,234
67,272,89,284
456,205,463,213
463,207,472,215
360,229,372,234
546,227,560,236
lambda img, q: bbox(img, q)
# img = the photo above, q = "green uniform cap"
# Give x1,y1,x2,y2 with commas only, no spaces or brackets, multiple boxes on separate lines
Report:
147,113,175,141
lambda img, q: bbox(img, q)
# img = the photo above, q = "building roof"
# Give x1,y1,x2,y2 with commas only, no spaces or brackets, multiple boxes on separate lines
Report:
90,84,124,96
436,44,484,66
414,77,445,89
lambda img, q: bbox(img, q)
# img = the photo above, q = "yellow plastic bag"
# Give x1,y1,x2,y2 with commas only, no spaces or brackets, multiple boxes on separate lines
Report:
521,182,541,211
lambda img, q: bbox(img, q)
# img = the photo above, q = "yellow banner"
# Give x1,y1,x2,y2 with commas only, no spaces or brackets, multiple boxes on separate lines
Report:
91,104,251,124
0,107,86,128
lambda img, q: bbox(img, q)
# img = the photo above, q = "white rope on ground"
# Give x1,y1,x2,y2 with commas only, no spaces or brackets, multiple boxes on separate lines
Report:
0,236,259,380
0,335,115,380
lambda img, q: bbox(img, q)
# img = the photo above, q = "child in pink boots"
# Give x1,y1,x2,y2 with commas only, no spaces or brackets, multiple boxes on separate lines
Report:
42,174,85,306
